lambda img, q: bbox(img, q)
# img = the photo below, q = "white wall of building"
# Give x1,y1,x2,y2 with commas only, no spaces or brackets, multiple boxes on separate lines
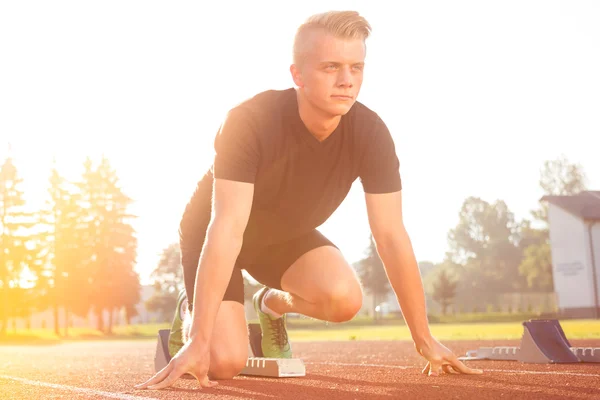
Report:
548,204,597,311
588,221,600,312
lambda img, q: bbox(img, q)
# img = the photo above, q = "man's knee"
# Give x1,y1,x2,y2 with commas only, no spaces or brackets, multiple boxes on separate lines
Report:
208,300,249,380
321,280,363,322
182,307,247,379
209,349,248,380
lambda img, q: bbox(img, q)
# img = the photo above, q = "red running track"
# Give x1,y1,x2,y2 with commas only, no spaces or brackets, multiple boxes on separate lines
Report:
1,338,599,399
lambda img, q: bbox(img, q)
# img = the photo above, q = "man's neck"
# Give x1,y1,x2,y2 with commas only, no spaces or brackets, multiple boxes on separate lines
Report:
296,89,341,142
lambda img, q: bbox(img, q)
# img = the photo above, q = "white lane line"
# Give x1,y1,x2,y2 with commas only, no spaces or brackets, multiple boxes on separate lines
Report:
306,361,410,369
306,362,600,377
484,368,600,378
0,375,157,400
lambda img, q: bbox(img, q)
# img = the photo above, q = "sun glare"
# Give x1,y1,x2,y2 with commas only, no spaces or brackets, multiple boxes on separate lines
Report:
18,267,37,290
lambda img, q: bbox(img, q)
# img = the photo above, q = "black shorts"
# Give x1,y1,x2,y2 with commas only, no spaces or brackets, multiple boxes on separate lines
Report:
188,229,337,308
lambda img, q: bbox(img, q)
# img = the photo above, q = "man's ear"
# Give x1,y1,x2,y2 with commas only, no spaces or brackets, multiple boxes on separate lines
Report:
290,64,304,88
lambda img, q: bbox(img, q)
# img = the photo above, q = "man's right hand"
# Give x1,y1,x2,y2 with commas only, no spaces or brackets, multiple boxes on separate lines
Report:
134,338,217,390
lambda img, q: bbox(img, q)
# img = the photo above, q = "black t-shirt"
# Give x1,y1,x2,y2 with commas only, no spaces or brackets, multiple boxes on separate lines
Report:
180,88,401,266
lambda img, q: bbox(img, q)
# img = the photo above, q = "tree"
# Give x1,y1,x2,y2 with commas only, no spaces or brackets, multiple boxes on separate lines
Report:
76,156,139,333
418,261,436,278
431,269,457,315
0,157,37,335
146,242,183,322
519,242,552,291
446,197,524,295
515,219,553,292
108,266,141,329
22,211,52,332
531,154,587,224
38,165,89,336
103,204,139,332
145,282,178,323
151,243,183,294
519,155,587,291
355,235,391,321
539,154,587,196
517,219,548,250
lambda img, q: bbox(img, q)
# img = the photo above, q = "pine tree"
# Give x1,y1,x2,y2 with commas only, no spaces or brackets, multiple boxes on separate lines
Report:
355,235,391,321
146,243,182,322
39,164,88,336
432,269,457,315
0,157,37,334
76,156,139,333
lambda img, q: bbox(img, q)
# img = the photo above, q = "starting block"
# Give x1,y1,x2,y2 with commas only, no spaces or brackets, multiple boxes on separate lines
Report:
153,323,305,378
459,319,600,364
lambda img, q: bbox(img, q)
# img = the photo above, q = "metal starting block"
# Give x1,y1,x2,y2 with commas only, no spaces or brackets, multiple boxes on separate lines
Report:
242,357,306,377
459,319,600,364
153,323,305,378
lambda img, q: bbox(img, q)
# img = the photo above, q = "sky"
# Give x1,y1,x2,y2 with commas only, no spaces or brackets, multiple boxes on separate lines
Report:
1,1,599,285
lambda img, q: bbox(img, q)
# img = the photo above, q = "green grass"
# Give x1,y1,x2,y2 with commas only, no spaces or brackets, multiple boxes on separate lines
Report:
287,319,600,341
1,319,599,345
0,323,170,344
283,312,562,328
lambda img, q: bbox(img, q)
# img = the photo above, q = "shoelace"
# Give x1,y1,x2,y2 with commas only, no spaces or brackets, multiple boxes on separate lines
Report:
267,317,289,348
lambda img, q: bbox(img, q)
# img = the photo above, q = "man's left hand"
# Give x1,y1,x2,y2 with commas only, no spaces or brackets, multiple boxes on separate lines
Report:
416,337,483,376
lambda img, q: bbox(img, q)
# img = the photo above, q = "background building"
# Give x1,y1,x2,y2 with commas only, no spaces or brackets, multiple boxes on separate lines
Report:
542,191,600,318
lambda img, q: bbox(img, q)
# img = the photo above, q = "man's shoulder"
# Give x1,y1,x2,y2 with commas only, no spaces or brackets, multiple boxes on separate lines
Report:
349,100,381,122
229,88,295,115
216,88,295,146
345,100,385,133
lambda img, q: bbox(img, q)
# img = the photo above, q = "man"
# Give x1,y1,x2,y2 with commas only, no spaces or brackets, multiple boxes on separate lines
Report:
136,10,482,390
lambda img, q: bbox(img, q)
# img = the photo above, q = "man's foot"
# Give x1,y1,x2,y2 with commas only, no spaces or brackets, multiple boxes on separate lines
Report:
252,287,292,359
168,288,188,357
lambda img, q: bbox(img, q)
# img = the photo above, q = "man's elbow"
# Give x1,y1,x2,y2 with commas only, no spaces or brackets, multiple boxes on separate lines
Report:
372,224,409,254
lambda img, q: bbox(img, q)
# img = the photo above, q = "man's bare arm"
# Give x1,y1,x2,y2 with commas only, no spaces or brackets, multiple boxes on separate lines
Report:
364,190,432,346
188,178,254,342
134,178,255,390
364,190,482,376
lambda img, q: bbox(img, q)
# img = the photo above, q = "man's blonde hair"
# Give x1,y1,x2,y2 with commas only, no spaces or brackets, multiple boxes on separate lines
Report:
293,11,372,66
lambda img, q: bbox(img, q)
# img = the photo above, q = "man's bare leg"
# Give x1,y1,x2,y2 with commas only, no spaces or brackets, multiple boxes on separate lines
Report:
264,246,363,323
180,300,249,379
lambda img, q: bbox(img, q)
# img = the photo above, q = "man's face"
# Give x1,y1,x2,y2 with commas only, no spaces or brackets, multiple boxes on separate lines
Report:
292,30,366,117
